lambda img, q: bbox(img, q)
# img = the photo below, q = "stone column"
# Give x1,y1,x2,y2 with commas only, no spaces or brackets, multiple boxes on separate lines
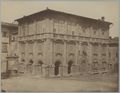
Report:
24,42,28,75
88,42,92,74
106,43,109,71
63,40,67,76
98,43,102,72
18,43,21,74
32,41,37,75
17,42,21,63
79,41,82,74
75,41,79,75
43,39,52,77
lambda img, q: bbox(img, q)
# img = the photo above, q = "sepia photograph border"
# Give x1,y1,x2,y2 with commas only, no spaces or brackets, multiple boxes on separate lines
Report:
0,0,119,93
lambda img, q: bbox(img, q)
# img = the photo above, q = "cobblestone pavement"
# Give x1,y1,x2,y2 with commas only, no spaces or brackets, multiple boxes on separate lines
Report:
1,74,118,92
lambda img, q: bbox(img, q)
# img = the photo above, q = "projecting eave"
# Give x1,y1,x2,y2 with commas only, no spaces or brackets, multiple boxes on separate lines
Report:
2,22,18,27
15,8,112,26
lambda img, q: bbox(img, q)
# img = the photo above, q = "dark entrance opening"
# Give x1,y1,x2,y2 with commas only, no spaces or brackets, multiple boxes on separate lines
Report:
29,59,33,64
27,59,33,73
68,61,73,74
54,61,61,75
38,60,43,66
37,60,43,74
81,60,86,72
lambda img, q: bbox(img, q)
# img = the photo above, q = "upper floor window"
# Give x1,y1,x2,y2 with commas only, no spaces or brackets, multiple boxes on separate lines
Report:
72,31,74,36
82,50,87,56
2,43,8,53
11,36,16,42
43,28,45,33
102,31,105,35
78,50,80,55
59,20,64,24
83,28,86,33
72,31,75,39
102,62,106,70
2,32,8,37
94,30,96,35
54,19,59,23
116,52,118,58
93,53,98,56
53,28,56,33
53,28,57,37
22,59,25,62
93,62,98,70
102,53,106,56
109,52,111,58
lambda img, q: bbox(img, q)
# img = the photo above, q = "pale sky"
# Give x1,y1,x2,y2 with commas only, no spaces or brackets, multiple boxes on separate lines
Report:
1,0,119,37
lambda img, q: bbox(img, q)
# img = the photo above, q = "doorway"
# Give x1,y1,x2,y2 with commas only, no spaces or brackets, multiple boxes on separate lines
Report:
37,60,43,74
68,60,73,74
54,61,61,75
27,59,33,73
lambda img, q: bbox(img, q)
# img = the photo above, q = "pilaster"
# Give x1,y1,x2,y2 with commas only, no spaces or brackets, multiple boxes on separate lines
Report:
43,39,52,66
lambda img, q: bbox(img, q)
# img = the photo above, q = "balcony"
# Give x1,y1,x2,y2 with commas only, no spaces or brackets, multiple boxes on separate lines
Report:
53,34,65,40
18,35,36,41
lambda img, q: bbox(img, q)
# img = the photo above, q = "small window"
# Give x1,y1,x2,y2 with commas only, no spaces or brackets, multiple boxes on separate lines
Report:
43,28,45,33
2,32,8,37
53,28,56,33
72,31,74,36
60,20,64,24
2,43,8,53
54,19,58,23
109,52,111,58
29,59,33,64
93,53,98,56
21,59,25,62
83,28,86,33
82,51,87,56
38,60,43,66
116,52,118,57
102,62,106,70
94,30,96,35
11,36,15,42
78,50,80,55
102,53,106,56
38,52,42,56
29,53,33,55
102,31,104,35
93,62,98,70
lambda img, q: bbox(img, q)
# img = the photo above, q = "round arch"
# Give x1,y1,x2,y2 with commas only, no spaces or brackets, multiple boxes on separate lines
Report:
37,60,43,66
81,60,87,72
26,59,34,73
29,59,33,64
54,60,61,76
68,60,74,74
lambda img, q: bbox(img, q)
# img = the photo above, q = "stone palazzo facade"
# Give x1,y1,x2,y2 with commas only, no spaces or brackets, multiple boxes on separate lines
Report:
16,9,118,77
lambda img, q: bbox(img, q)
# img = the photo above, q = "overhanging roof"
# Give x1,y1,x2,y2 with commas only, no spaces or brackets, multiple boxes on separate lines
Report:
15,8,112,26
2,22,18,28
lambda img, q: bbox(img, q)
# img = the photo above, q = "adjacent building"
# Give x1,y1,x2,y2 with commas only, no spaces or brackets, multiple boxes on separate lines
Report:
1,22,18,74
108,37,119,73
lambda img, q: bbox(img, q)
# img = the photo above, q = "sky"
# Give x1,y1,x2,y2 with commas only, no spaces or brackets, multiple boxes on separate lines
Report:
1,0,119,37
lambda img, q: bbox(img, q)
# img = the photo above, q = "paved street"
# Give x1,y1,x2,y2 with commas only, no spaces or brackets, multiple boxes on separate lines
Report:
1,74,118,92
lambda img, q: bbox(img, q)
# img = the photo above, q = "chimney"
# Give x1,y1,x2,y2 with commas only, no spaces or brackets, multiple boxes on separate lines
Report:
101,16,105,21
46,7,49,10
